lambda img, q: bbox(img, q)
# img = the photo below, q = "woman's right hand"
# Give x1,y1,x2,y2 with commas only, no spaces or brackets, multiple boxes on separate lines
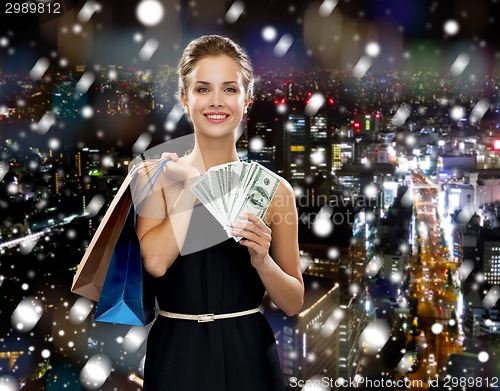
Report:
161,152,200,184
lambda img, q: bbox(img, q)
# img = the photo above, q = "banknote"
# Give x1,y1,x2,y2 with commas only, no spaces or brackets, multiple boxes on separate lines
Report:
189,174,229,229
189,161,281,241
228,163,281,240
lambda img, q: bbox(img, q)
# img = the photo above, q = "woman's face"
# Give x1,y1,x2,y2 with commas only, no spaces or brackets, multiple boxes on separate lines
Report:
182,55,250,139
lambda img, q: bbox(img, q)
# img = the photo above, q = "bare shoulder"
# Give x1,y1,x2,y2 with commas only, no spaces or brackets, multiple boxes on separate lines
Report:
265,176,296,226
275,176,294,198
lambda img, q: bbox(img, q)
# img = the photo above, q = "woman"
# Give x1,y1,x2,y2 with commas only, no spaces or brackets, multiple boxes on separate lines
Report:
136,35,304,391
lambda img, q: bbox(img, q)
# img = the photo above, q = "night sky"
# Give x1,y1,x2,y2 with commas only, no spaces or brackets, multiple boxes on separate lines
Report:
1,0,500,73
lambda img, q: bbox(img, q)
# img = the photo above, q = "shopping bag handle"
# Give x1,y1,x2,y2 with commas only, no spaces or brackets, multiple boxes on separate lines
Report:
129,157,170,215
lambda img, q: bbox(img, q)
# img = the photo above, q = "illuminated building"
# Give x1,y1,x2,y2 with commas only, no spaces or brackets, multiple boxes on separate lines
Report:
331,139,355,171
246,101,279,170
265,277,340,385
436,155,477,181
248,100,335,190
0,351,24,370
478,228,500,285
351,113,380,135
463,291,500,338
476,173,500,206
442,183,475,216
286,108,308,183
338,293,370,380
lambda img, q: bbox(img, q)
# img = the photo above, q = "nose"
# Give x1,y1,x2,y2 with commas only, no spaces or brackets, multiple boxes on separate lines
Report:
209,91,224,108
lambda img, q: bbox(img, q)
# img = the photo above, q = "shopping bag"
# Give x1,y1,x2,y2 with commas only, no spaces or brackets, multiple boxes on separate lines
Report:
93,203,155,326
71,177,133,302
71,158,167,301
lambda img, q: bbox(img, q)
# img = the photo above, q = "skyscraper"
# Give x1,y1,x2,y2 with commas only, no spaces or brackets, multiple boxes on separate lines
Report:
248,100,335,195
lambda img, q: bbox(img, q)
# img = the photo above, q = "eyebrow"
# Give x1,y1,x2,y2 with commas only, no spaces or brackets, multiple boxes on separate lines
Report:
195,81,238,85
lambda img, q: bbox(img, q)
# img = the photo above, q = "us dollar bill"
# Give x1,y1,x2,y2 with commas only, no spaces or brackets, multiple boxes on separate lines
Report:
189,174,229,229
228,163,281,241
227,161,249,214
189,161,281,241
207,164,230,222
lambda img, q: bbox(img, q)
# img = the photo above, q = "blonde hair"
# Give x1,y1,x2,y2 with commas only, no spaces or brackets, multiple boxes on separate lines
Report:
178,35,254,100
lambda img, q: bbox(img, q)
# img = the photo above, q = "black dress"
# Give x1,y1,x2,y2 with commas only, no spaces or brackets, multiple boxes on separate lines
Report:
143,203,284,391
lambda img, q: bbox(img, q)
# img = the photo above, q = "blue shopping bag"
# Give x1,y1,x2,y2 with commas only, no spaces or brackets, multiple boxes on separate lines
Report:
93,201,155,326
93,158,168,326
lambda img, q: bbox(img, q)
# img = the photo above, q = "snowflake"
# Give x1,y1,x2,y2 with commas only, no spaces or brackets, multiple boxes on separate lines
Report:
274,34,294,57
136,0,165,26
444,20,460,35
30,57,50,80
262,26,278,42
225,1,244,24
139,38,159,62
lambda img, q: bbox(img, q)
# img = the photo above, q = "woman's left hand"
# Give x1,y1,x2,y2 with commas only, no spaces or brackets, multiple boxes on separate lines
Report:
230,213,272,269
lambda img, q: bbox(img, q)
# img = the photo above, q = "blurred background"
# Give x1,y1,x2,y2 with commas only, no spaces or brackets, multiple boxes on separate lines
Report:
1,0,500,390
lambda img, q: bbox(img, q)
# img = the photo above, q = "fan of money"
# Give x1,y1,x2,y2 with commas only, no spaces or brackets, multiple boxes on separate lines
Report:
190,161,281,241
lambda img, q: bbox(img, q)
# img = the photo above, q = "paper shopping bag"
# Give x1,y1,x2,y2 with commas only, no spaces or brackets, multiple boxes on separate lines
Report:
93,203,155,326
94,202,154,326
71,158,167,301
71,176,133,302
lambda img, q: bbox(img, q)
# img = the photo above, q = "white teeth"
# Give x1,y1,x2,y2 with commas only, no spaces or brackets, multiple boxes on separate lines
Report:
207,114,226,120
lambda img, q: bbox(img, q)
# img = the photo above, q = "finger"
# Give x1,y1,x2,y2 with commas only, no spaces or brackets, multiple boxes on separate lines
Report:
231,228,258,242
231,220,259,235
163,159,173,173
231,228,271,247
161,152,179,162
231,220,268,239
238,239,268,257
238,213,271,233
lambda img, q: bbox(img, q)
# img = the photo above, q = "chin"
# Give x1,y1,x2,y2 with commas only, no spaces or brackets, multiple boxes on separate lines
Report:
196,126,236,138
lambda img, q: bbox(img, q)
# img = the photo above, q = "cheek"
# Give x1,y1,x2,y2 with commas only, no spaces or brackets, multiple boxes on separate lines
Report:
234,97,246,110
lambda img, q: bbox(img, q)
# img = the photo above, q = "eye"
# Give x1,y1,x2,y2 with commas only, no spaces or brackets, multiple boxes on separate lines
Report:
224,87,237,93
197,87,209,93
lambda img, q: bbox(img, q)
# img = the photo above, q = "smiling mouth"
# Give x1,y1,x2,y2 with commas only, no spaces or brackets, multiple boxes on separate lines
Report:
205,114,229,120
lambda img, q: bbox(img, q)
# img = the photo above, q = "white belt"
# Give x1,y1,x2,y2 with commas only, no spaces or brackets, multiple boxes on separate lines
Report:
155,308,260,323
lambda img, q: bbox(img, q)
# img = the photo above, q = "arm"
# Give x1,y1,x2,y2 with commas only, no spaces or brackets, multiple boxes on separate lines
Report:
135,155,200,277
230,180,304,316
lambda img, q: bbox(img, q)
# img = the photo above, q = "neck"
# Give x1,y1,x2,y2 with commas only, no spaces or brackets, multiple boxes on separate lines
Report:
190,133,239,173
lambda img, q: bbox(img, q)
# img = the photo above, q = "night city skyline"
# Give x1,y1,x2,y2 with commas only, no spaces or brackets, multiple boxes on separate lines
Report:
2,1,500,390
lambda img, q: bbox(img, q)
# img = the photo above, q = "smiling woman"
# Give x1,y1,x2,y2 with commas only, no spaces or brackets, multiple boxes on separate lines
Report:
136,35,304,391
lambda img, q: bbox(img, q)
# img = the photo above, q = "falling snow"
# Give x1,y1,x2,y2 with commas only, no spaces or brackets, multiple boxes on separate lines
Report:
352,56,372,78
450,53,470,77
75,72,95,94
29,58,50,80
139,38,160,62
225,1,245,24
136,0,165,26
261,26,278,42
359,320,390,355
85,194,106,217
444,19,460,35
80,354,112,390
77,1,102,23
273,34,294,57
249,137,264,152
